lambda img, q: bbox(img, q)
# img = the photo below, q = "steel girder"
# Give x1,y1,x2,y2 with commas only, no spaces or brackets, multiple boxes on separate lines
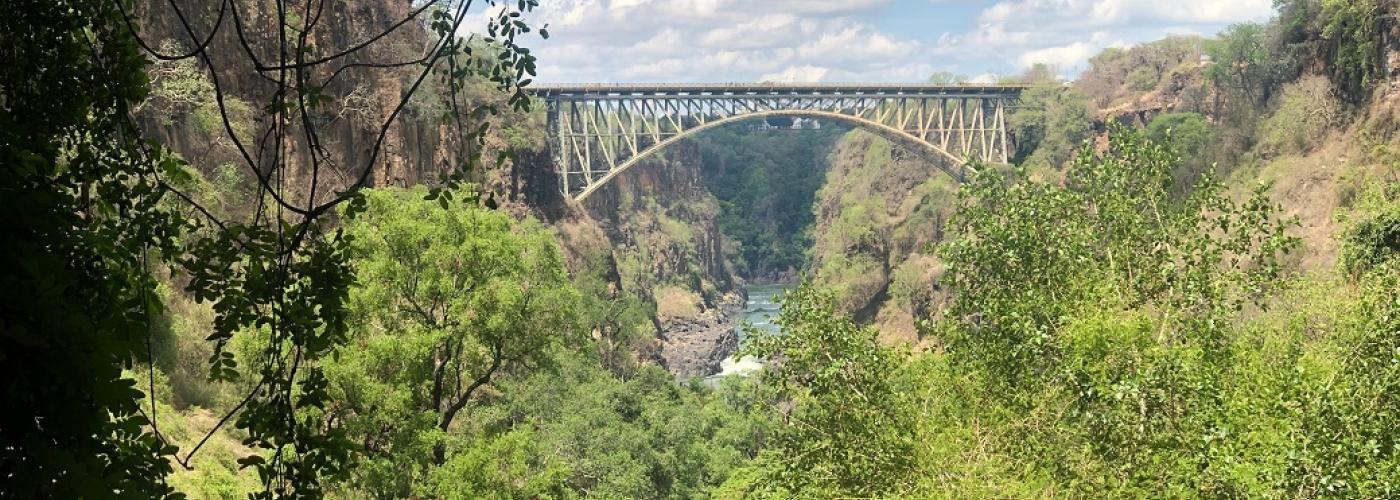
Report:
528,84,1026,201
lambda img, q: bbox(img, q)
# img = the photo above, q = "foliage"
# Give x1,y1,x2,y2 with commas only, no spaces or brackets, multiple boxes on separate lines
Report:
1259,75,1343,155
927,71,970,84
151,1,546,495
1075,36,1204,107
1281,265,1400,497
1319,0,1387,100
916,124,1336,495
0,1,182,495
1146,112,1219,191
806,130,960,320
467,358,772,499
735,284,916,497
1206,23,1277,107
697,123,849,278
1341,204,1400,276
328,187,582,494
1008,82,1093,168
1017,63,1058,84
568,242,656,379
942,124,1298,390
1277,0,1391,102
144,43,253,139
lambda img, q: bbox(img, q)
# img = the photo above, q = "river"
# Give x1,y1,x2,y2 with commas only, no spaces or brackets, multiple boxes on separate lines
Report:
705,283,793,382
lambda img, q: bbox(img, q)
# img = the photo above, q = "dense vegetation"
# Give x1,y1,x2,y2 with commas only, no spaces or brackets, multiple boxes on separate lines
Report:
7,0,1400,498
696,123,849,279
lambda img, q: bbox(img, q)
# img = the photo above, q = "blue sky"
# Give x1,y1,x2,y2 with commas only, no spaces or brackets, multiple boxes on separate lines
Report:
474,0,1276,83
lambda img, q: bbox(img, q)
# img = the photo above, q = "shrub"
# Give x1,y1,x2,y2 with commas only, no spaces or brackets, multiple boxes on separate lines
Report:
1341,205,1400,276
1259,75,1342,155
1146,112,1218,191
739,284,916,496
1009,82,1093,168
655,286,703,322
1126,66,1160,92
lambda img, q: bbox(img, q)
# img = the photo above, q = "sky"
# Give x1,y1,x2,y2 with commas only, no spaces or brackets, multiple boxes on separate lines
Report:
472,0,1277,84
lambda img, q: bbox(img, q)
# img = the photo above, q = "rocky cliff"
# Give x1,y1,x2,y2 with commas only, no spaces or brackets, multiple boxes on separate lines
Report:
134,0,739,379
134,0,559,212
807,131,957,346
570,144,744,379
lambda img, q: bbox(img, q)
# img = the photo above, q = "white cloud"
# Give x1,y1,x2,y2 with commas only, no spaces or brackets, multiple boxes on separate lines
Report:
474,0,921,83
759,65,832,83
944,0,1273,75
463,0,1273,83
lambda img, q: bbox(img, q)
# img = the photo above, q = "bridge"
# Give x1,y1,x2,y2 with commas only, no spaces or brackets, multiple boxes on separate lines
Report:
528,83,1027,201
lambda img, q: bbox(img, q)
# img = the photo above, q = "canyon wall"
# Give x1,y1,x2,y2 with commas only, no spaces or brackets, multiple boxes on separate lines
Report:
806,131,957,346
135,0,741,379
556,145,743,379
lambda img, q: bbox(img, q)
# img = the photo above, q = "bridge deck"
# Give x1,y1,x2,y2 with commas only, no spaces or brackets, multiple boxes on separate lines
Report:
528,83,1029,98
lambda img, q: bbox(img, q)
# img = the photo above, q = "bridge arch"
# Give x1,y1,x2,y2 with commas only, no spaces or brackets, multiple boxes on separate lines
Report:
531,83,1024,201
573,109,971,202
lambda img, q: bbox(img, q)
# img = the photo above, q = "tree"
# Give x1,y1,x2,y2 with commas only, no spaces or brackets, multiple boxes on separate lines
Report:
1018,63,1058,84
943,124,1297,387
0,0,548,495
697,123,849,278
928,71,969,85
1008,82,1093,168
938,125,1299,492
1206,23,1275,108
1275,0,1390,102
1146,112,1219,192
734,284,915,497
329,187,582,495
1,1,182,495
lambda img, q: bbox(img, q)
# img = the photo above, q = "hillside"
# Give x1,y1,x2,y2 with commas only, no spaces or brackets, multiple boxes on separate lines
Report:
806,11,1400,344
13,0,1400,497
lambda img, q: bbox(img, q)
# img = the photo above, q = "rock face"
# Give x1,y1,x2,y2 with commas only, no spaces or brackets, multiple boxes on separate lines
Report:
136,0,743,379
655,291,744,380
134,0,562,212
807,130,956,346
554,143,743,379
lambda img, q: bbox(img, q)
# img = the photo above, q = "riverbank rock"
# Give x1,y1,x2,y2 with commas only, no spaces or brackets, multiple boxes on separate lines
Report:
655,291,744,380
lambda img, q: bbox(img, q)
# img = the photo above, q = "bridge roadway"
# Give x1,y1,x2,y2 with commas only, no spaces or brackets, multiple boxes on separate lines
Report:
526,83,1028,201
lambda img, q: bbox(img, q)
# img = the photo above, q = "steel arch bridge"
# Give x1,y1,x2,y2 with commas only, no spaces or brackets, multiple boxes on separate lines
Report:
529,83,1027,201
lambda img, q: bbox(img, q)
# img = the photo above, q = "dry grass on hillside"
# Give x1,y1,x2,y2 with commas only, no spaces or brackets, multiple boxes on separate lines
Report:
655,286,703,323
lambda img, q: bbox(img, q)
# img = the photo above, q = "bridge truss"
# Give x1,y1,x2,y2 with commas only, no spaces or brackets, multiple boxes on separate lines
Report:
530,83,1026,201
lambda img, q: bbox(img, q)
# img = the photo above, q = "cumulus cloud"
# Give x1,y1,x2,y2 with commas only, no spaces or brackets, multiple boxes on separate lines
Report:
466,0,1273,83
476,0,920,83
759,65,832,83
957,0,1273,74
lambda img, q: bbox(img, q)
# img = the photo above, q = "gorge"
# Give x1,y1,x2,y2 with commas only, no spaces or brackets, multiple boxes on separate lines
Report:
12,0,1400,497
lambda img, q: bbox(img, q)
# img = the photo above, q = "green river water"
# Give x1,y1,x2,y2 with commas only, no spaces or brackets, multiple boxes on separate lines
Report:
706,283,793,381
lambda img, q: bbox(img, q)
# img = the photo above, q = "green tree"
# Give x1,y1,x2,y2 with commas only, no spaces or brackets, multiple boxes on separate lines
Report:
0,1,182,495
697,123,849,278
943,124,1297,388
1206,23,1275,107
1277,0,1388,102
1146,112,1219,192
734,284,915,497
479,358,770,499
939,125,1298,491
928,71,969,85
1008,82,1093,168
328,187,582,495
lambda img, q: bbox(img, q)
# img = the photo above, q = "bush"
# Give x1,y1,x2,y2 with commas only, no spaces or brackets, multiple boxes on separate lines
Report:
1146,112,1218,191
1341,205,1400,276
1009,82,1093,168
739,284,916,497
1126,66,1160,92
1259,75,1341,156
